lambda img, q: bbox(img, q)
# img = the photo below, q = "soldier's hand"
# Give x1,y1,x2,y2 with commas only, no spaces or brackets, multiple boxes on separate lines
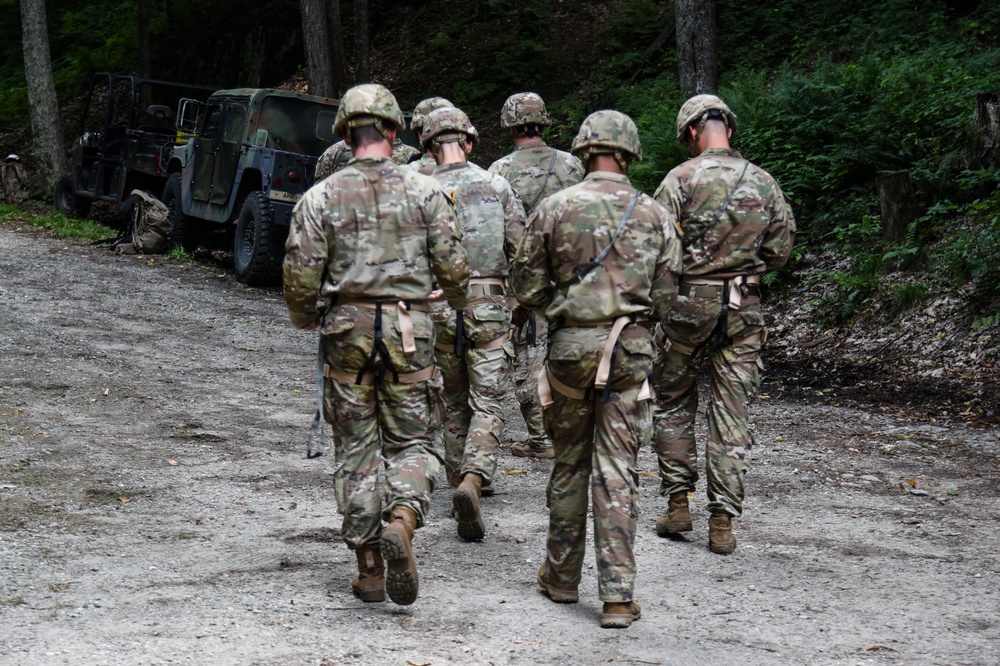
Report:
428,288,446,302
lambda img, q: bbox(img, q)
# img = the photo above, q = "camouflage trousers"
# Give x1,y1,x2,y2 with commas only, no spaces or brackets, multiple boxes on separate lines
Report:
542,324,653,603
512,312,549,447
322,304,444,550
652,288,765,517
434,298,513,483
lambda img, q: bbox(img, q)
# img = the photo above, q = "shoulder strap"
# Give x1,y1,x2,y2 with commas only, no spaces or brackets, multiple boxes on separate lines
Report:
559,189,642,288
527,149,559,211
683,160,750,249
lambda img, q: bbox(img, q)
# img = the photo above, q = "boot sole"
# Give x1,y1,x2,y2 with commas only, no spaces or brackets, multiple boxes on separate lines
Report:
656,520,693,536
709,541,736,555
537,571,579,603
351,584,386,603
380,529,418,605
510,448,554,459
600,604,642,628
452,487,486,541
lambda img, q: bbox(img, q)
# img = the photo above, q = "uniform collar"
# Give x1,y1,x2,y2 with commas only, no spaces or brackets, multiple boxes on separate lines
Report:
514,139,548,152
584,171,631,184
699,147,743,159
433,161,471,174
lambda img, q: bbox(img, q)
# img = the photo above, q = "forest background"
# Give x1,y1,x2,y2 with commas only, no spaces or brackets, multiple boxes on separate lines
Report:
1,0,999,369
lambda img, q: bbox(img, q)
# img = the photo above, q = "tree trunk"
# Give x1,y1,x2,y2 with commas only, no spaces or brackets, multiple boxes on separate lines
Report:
354,0,370,84
876,170,917,244
675,0,718,96
299,0,334,97
19,0,64,192
328,0,350,95
138,0,151,79
975,91,1000,166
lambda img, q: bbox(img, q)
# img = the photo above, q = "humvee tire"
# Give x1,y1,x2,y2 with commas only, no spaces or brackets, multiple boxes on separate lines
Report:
233,191,285,286
162,173,200,252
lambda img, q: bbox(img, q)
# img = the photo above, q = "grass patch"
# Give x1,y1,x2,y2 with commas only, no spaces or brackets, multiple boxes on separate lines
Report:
0,204,111,242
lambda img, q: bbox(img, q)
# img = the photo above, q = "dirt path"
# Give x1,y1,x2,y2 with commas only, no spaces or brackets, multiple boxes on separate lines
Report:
1,224,997,666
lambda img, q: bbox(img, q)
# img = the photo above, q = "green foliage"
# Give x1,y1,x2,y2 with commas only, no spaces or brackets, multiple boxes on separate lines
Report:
0,204,109,241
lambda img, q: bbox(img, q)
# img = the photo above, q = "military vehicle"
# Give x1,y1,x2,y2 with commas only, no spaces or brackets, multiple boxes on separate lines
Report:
55,72,218,219
162,88,339,285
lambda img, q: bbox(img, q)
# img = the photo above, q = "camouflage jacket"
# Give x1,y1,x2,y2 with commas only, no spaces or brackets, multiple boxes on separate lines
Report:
512,171,682,323
488,140,584,214
652,147,795,278
409,153,437,176
430,162,526,279
284,155,470,329
315,139,422,182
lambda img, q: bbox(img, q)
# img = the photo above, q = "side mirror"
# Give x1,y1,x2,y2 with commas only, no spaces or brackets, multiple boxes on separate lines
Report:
176,98,203,133
315,109,337,142
253,129,269,146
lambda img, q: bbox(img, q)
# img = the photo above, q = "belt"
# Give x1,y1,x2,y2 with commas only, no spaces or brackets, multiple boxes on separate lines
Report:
682,274,761,310
666,329,768,356
557,314,650,328
467,277,507,306
337,297,429,354
324,363,438,385
434,328,512,354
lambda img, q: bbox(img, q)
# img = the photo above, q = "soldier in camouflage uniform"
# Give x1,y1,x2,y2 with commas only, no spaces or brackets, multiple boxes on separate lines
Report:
651,94,795,555
422,106,526,541
408,96,454,175
1,153,29,202
512,110,682,628
315,137,421,181
283,84,470,605
489,92,584,459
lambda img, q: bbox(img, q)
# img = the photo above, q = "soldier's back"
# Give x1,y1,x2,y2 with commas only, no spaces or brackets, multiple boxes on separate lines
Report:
489,143,583,213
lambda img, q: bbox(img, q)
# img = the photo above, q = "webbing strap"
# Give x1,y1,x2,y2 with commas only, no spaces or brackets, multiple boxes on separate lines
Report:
527,150,558,212
559,189,642,288
354,302,399,389
538,364,651,405
683,160,750,250
337,298,428,354
594,315,633,403
666,328,767,357
325,363,438,386
434,329,512,354
306,336,326,458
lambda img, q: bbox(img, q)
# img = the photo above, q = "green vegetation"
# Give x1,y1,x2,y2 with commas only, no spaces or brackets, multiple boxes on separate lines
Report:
0,204,109,241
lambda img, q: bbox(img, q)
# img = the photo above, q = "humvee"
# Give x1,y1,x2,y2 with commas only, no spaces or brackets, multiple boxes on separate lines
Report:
162,88,339,285
55,72,218,219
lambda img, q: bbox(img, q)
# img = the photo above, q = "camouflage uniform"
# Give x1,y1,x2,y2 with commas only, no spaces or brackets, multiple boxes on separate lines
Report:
489,93,585,454
651,95,796,525
1,155,28,202
284,88,470,554
315,138,420,181
512,111,682,608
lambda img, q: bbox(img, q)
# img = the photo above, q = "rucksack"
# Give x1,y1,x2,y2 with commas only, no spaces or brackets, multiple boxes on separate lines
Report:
115,189,170,254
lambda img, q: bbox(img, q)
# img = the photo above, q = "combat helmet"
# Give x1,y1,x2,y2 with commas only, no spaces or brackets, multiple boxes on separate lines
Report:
571,110,642,171
411,97,454,134
333,84,405,140
675,94,737,144
500,92,551,129
421,107,478,152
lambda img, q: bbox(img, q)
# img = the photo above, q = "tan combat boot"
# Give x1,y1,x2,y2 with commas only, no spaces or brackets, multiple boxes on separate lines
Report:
452,473,486,541
600,601,642,629
708,513,736,555
380,506,419,605
350,546,385,602
655,492,693,536
536,561,579,603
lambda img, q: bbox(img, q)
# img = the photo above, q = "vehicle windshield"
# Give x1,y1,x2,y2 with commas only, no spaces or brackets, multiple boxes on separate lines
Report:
258,95,336,156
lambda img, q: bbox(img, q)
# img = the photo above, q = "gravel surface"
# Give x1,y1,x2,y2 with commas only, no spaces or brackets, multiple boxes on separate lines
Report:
1,222,997,665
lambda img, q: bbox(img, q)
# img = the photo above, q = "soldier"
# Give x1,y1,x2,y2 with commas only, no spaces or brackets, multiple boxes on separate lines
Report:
489,92,584,459
315,137,420,181
422,106,526,541
408,96,454,175
512,110,682,628
1,153,29,203
283,84,470,605
651,94,795,555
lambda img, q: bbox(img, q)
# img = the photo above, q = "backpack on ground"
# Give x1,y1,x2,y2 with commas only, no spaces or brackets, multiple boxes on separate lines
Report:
114,189,170,254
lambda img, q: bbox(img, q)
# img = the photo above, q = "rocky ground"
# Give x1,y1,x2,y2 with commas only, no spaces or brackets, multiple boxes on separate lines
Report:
1,217,998,666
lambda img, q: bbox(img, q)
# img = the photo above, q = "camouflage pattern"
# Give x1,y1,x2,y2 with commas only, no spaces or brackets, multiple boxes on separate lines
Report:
284,154,470,549
316,139,421,181
420,107,479,150
410,97,454,134
512,321,548,448
1,158,28,202
429,161,526,483
651,146,796,518
571,110,643,162
675,94,737,143
512,166,683,603
500,92,551,128
409,153,439,176
332,84,405,137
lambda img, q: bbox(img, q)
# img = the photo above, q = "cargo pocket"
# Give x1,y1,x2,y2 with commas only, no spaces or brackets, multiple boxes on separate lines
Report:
321,307,357,336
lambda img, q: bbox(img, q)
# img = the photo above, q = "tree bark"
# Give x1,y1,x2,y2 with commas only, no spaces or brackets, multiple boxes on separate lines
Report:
138,0,151,79
675,0,718,96
975,91,1000,166
328,0,350,95
876,170,917,244
19,0,64,192
354,0,370,84
299,0,334,97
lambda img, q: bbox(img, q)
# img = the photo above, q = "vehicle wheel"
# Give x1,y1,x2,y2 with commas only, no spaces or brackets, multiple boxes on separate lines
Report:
234,192,286,286
162,172,199,252
55,174,91,218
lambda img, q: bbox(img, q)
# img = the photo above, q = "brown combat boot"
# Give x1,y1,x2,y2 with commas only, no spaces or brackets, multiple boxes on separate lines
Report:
536,561,579,603
655,492,693,536
600,601,642,629
510,440,554,459
708,513,736,555
452,473,486,541
446,468,462,488
380,506,419,605
350,546,385,602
